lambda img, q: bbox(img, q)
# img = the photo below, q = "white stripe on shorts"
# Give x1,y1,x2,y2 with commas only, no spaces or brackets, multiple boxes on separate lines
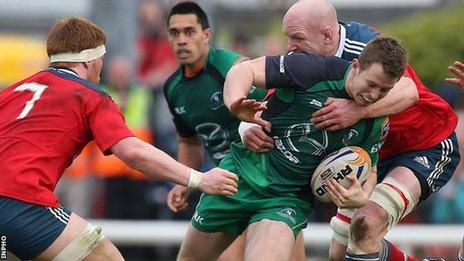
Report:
56,206,71,219
47,207,69,225
427,139,453,192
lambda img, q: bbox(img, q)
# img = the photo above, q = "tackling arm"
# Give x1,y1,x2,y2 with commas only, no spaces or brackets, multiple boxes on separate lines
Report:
363,76,418,118
111,137,238,195
311,76,418,131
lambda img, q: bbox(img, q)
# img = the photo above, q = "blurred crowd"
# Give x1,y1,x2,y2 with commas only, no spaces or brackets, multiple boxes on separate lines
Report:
1,0,463,260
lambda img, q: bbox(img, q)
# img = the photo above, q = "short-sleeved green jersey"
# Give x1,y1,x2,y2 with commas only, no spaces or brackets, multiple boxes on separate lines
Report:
164,48,266,165
229,52,388,197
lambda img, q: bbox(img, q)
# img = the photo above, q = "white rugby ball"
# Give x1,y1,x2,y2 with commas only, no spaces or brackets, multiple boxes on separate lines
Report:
311,146,371,203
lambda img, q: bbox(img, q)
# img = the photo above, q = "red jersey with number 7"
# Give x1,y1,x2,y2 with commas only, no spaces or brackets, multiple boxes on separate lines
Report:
0,68,133,207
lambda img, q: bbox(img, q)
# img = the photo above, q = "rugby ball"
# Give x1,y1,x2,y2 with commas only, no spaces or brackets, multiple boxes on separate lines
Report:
311,146,371,203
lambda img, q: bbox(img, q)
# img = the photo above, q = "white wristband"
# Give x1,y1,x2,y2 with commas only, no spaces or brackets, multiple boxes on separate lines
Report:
188,168,202,189
238,121,260,143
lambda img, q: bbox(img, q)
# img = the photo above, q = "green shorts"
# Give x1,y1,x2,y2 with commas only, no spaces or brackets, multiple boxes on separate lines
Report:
192,156,313,237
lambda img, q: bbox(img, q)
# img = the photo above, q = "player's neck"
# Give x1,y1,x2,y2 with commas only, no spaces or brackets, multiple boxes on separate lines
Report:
184,51,208,78
345,67,355,99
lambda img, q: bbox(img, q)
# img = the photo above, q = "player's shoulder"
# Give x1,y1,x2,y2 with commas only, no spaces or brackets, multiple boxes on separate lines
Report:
342,21,379,44
207,47,242,76
46,68,110,98
286,52,350,76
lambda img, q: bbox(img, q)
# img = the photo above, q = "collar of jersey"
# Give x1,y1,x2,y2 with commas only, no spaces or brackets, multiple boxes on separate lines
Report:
335,22,346,58
47,67,110,97
49,67,79,77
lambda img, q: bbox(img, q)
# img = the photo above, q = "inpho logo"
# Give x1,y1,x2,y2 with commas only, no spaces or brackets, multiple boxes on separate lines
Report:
1,235,6,260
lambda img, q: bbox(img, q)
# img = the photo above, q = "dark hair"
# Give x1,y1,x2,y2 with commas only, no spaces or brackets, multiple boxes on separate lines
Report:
167,1,209,30
358,36,408,79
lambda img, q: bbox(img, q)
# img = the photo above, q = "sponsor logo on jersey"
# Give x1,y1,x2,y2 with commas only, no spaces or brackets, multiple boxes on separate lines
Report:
276,208,297,224
210,91,224,110
195,122,229,151
370,141,384,153
274,123,329,164
213,150,229,160
275,137,299,164
413,156,430,169
309,99,323,108
279,55,285,73
175,106,186,114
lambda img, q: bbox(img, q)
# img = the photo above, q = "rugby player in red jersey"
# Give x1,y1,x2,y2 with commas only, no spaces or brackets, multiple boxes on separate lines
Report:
0,17,238,261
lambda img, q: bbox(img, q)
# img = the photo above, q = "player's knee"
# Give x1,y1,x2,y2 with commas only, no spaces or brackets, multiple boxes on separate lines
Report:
350,212,378,243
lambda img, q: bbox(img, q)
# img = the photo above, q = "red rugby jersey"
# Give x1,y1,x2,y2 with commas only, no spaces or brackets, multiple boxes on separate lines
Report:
0,68,133,207
379,65,458,159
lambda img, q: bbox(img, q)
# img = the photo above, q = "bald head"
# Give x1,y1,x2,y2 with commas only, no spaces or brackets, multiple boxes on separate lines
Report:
283,0,340,55
284,0,338,30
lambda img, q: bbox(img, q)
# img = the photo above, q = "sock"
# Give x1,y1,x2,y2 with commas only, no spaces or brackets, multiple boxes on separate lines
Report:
380,239,420,261
345,252,379,261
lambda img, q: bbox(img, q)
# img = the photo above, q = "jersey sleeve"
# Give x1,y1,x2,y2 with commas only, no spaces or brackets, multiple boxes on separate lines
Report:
359,117,389,166
88,96,134,155
265,53,349,90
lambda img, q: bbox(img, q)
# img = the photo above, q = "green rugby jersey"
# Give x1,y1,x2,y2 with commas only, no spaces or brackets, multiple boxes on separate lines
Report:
230,52,389,197
164,48,266,165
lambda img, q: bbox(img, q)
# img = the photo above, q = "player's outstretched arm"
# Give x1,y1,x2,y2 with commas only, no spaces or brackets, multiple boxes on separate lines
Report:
111,137,238,195
224,57,270,130
446,61,464,88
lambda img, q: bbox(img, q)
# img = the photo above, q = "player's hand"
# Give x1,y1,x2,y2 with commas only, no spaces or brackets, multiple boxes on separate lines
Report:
230,97,271,131
167,185,189,213
446,61,464,89
198,167,239,196
310,98,367,131
324,174,369,209
243,126,274,153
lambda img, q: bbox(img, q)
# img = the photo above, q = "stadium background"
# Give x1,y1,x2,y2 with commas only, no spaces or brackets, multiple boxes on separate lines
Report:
1,0,463,260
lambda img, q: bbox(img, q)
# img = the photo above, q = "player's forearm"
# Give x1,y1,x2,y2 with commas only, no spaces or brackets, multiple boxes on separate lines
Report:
364,76,418,118
178,137,204,170
112,137,191,186
224,61,255,110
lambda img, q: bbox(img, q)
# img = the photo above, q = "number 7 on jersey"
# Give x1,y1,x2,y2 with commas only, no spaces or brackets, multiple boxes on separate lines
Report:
13,83,48,119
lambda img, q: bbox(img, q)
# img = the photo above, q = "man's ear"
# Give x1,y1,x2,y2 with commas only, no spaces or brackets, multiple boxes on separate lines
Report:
83,61,91,69
203,28,212,44
351,58,359,69
322,26,334,44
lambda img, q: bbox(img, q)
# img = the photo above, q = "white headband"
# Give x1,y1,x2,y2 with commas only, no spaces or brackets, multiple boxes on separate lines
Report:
49,45,106,63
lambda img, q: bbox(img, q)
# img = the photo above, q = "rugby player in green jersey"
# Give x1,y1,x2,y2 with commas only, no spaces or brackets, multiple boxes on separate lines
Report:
162,2,309,260
177,37,408,261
